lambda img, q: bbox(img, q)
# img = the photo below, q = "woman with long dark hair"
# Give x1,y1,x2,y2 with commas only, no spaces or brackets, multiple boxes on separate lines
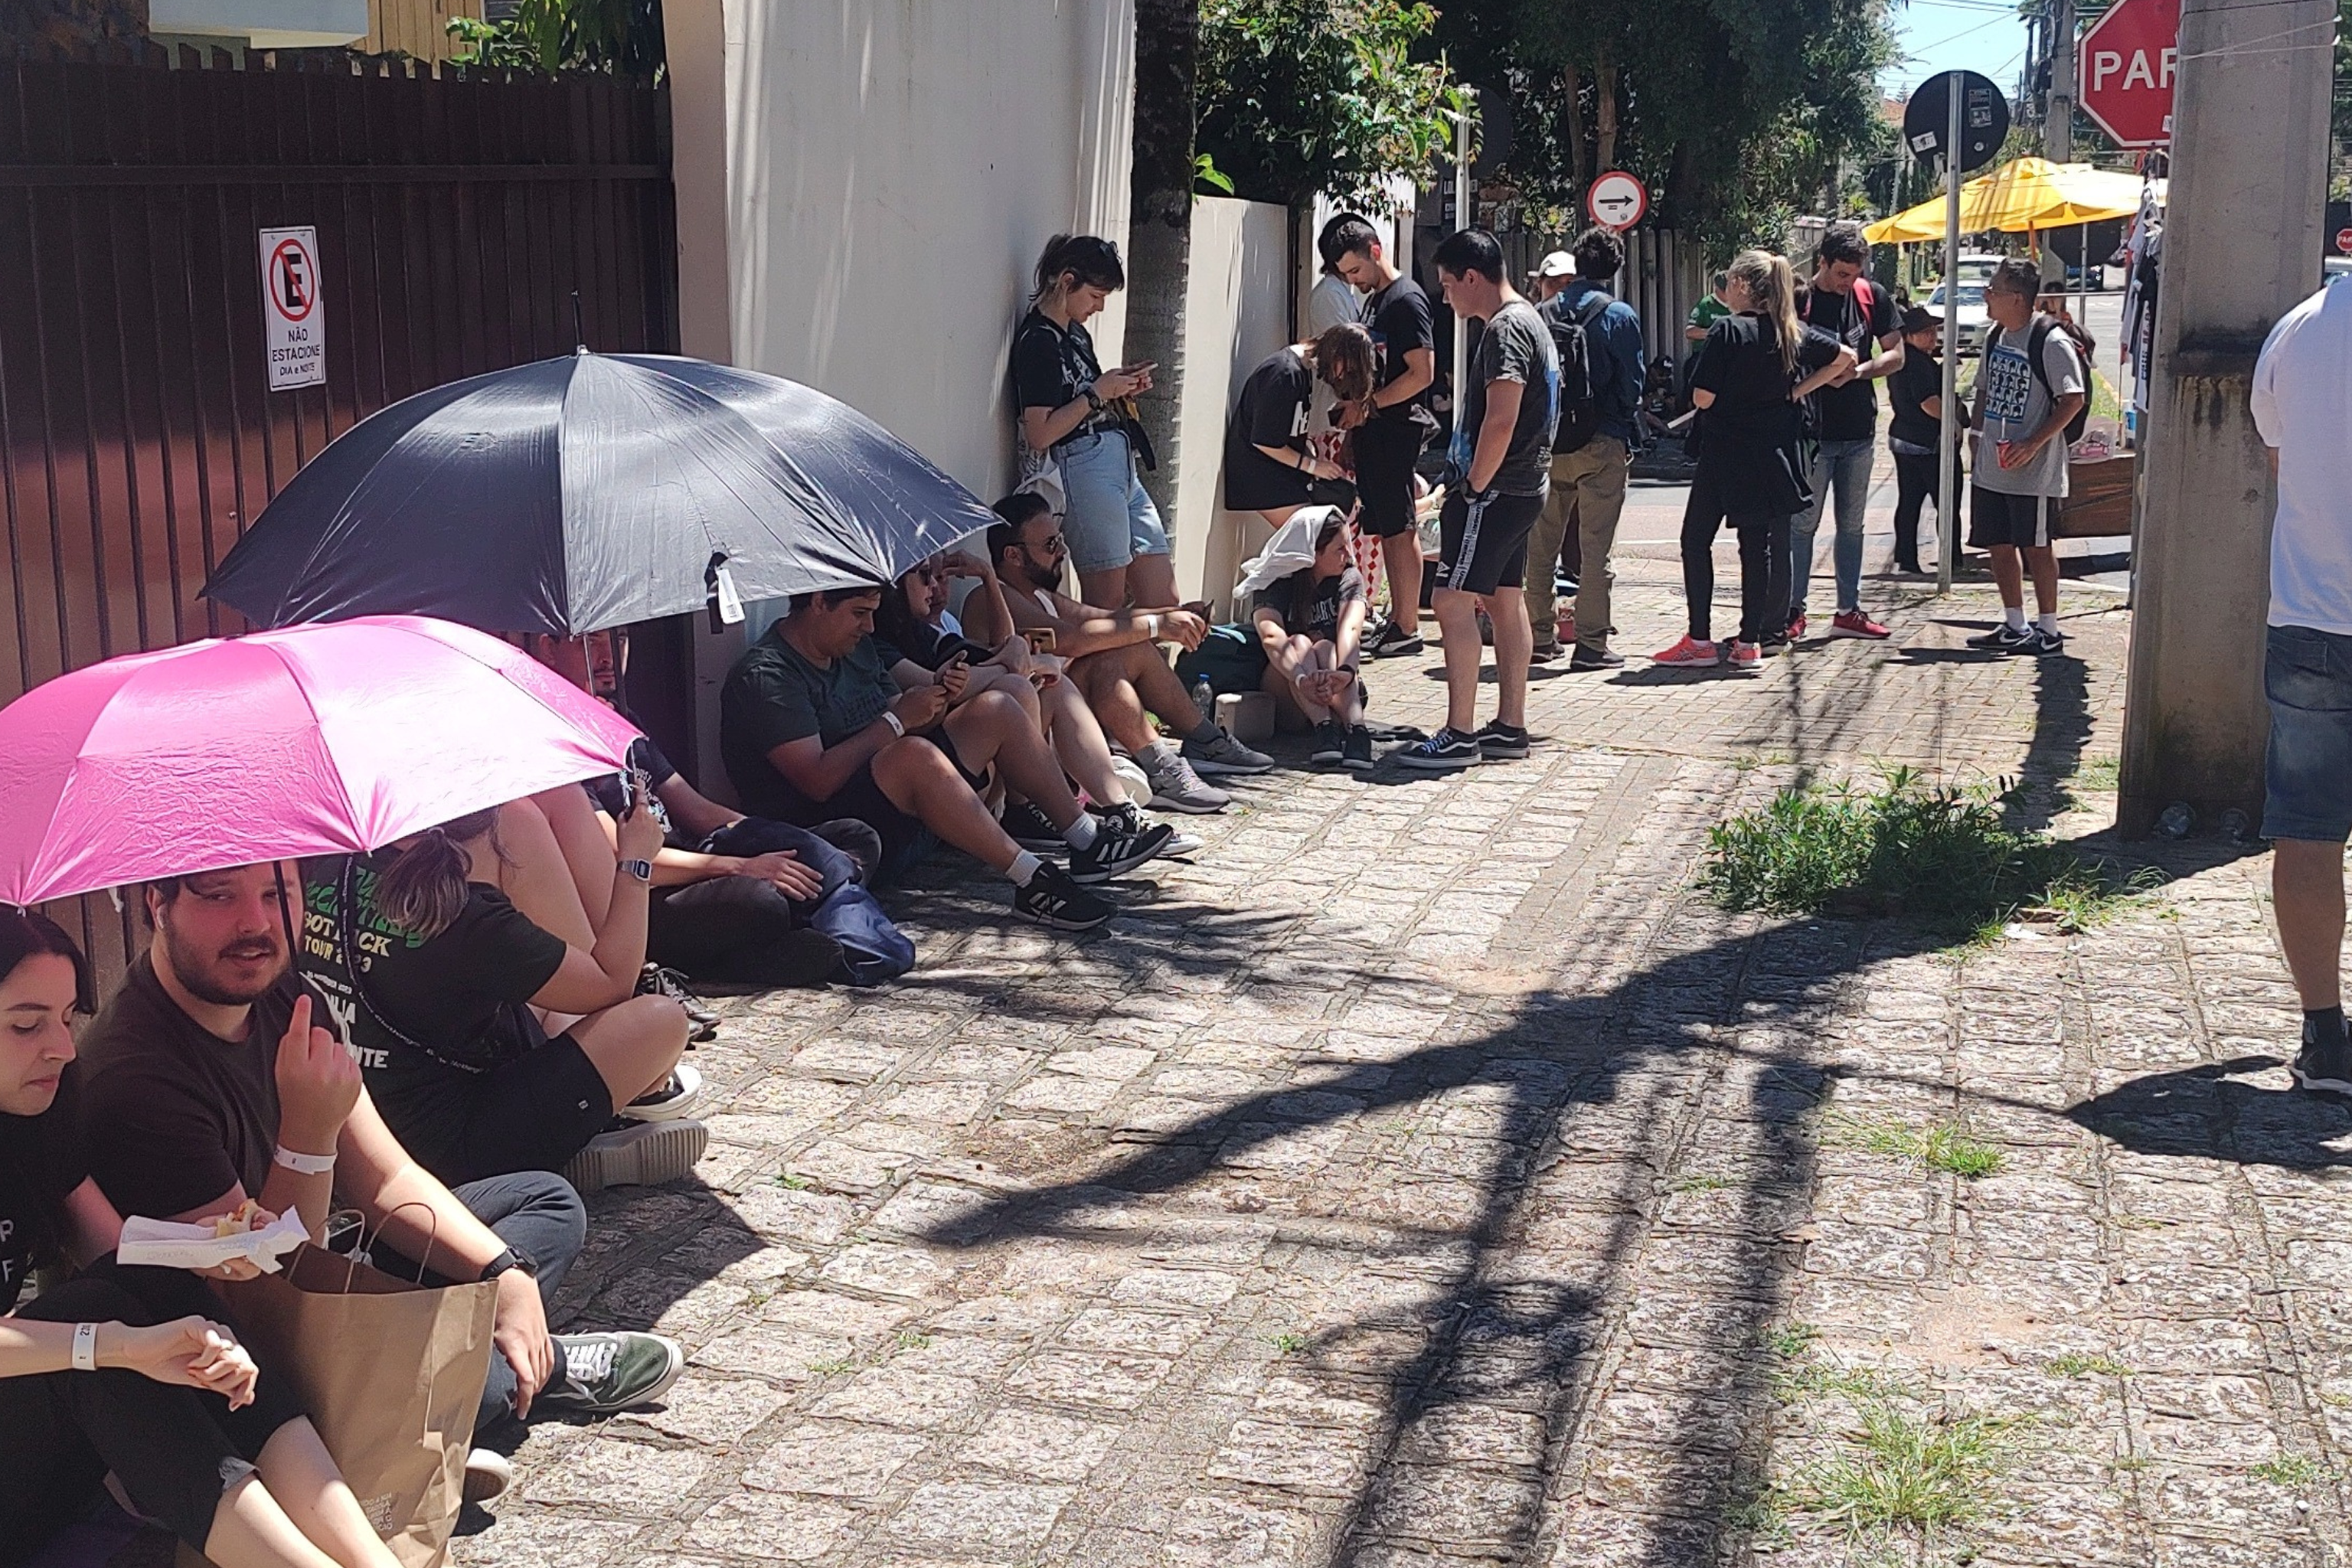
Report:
1013,234,1175,611
1655,250,1855,670
1223,322,1377,528
0,909,406,1568
297,792,701,1192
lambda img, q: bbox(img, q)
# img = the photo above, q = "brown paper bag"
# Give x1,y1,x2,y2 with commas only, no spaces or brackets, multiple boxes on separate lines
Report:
217,1242,498,1568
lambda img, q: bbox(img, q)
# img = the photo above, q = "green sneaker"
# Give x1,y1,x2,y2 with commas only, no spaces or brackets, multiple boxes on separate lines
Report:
537,1331,684,1414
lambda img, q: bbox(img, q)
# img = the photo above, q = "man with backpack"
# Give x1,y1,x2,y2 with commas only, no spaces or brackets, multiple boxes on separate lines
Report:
1964,256,2087,656
1791,220,1904,642
1527,228,1645,669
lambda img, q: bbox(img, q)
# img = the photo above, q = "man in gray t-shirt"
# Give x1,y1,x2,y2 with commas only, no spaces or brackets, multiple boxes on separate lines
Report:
1965,258,2087,656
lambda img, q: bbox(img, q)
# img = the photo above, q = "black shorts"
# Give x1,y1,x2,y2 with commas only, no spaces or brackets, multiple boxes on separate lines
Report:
1437,486,1545,596
1353,415,1430,538
1968,487,2056,550
800,735,978,884
386,1032,617,1188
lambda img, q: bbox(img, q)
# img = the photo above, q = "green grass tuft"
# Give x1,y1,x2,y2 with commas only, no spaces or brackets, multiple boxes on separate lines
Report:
1697,766,2163,936
1269,1332,1309,1355
1760,1322,1824,1360
1839,1117,2006,1180
776,1171,815,1190
895,1330,933,1352
805,1356,857,1375
2044,1352,2130,1379
1672,1172,1735,1193
2253,1455,2324,1488
1785,1403,2027,1538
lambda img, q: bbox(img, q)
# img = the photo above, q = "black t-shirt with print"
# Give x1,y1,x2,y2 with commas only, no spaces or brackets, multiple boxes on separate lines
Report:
1011,308,1103,423
1223,347,1316,511
77,956,299,1224
1364,275,1436,420
1455,299,1561,496
0,1069,87,1312
1799,280,1899,443
1253,564,1368,644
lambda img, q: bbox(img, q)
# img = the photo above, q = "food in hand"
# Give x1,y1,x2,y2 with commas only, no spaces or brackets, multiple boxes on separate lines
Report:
210,1199,265,1239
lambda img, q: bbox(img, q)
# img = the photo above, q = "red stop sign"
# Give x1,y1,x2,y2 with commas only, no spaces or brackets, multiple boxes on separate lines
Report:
2080,0,2180,149
2338,227,2352,256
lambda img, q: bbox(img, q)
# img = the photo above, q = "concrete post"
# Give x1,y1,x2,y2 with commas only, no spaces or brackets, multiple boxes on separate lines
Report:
2117,0,2337,836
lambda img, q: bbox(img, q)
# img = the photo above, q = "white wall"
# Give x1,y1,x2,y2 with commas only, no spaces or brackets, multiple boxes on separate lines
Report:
667,0,1137,792
1170,196,1292,616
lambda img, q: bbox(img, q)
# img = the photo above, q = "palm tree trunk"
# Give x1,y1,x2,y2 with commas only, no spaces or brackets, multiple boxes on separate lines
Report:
1126,0,1198,521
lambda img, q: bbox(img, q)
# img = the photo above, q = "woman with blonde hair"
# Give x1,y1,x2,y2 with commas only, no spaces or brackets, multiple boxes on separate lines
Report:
1222,322,1379,528
1655,250,1856,670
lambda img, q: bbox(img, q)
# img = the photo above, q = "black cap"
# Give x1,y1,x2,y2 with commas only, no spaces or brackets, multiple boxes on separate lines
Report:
1899,303,1944,335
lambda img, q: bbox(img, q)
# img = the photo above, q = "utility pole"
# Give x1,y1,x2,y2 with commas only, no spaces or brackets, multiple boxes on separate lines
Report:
2118,0,2338,836
2045,0,2075,162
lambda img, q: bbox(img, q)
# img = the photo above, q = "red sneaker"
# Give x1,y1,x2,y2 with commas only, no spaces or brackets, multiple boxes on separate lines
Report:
1785,614,1808,643
1651,634,1722,668
1726,640,1762,669
1830,609,1890,640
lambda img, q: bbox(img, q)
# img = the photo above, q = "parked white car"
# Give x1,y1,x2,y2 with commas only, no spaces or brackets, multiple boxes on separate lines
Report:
1926,280,1991,356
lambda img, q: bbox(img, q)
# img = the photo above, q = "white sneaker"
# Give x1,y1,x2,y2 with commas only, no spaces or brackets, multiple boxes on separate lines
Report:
562,1118,710,1191
619,1062,703,1122
463,1448,513,1505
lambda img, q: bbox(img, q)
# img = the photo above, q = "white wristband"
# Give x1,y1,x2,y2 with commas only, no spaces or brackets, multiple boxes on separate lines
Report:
72,1321,97,1371
1144,614,1161,640
273,1143,337,1175
880,710,906,737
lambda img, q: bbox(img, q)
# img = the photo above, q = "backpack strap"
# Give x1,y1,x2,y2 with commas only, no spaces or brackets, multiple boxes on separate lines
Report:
2022,315,2057,404
1850,276,1877,341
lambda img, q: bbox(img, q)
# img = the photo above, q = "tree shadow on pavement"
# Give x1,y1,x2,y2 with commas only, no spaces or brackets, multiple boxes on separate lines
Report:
911,910,1953,1566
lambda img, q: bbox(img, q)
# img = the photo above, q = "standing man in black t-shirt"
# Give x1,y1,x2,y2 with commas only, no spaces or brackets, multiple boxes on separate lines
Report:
1324,216,1439,659
1400,229,1560,770
1791,220,1903,642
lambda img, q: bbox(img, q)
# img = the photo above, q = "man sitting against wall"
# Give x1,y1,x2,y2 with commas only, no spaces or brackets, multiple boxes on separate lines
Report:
720,586,1171,931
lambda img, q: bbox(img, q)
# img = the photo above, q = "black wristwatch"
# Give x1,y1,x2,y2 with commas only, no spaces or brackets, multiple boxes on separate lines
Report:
1081,384,1105,413
482,1246,537,1284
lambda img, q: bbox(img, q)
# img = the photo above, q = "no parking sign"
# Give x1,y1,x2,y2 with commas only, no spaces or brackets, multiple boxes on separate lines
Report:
259,226,325,390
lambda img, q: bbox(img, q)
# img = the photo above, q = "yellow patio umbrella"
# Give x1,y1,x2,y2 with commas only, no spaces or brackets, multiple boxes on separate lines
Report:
1863,156,2149,244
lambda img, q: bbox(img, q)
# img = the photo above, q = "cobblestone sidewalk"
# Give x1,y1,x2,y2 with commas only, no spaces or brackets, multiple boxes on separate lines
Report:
450,558,2345,1568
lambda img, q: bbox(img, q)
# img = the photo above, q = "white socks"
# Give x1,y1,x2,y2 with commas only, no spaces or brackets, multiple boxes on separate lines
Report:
1062,813,1099,853
1006,851,1044,887
2004,606,2028,632
2036,612,2060,636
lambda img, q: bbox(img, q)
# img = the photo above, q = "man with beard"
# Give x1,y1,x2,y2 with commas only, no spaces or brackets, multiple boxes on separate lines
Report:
979,492,1267,815
74,863,685,1504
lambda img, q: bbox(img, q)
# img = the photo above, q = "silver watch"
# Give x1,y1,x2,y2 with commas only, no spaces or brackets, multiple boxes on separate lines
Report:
622,858,653,884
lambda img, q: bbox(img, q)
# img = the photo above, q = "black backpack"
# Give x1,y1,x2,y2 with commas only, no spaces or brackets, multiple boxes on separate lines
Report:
1540,289,1612,456
1996,315,2092,446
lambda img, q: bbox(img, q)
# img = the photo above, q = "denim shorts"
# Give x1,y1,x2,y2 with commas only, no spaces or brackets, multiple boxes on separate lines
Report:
2265,622,2352,843
1056,429,1171,573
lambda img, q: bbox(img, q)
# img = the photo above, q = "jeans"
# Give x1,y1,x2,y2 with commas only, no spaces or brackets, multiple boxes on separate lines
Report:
2265,624,2352,844
1789,436,1875,619
676,818,915,987
1529,436,1631,652
371,1171,586,1433
1890,446,1962,570
4,1270,305,1560
1054,430,1170,574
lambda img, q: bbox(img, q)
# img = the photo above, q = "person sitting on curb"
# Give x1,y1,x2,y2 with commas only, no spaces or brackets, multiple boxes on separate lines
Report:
296,793,709,1196
1242,508,1372,770
527,631,913,993
976,492,1272,815
721,586,1170,929
0,907,419,1568
74,864,684,1508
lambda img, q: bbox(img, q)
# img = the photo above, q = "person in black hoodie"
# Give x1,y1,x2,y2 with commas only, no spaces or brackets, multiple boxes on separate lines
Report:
1885,303,1968,575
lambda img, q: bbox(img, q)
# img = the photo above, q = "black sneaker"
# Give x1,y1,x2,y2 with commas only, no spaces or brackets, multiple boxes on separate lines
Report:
1966,623,2035,652
2020,627,2066,656
638,965,717,1043
1475,720,1530,760
1012,864,1116,929
1367,621,1426,659
1396,727,1481,770
1568,646,1626,671
537,1331,685,1415
2293,1019,2352,1097
1069,819,1174,884
1309,720,1345,767
1000,800,1067,852
1341,724,1374,772
1529,642,1566,665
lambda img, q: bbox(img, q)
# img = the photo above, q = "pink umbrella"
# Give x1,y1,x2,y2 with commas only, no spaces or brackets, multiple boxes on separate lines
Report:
0,615,640,907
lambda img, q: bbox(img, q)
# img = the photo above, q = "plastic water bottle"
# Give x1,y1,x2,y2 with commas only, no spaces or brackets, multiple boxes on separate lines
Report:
1192,675,1217,728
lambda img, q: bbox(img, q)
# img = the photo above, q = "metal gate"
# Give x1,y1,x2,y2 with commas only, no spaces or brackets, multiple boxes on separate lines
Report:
0,43,680,976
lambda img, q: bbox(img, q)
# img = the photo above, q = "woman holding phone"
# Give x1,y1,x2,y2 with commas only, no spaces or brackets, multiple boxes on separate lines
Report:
295,789,704,1191
0,908,410,1568
1013,234,1174,611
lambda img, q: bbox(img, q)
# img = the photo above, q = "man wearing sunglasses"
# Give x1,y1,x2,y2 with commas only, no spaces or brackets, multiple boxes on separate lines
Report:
975,494,1270,815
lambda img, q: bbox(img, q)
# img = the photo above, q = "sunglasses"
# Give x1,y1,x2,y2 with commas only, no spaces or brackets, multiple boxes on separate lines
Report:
1027,532,1068,556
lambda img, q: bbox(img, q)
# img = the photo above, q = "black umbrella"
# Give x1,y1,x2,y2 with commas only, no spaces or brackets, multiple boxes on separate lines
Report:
202,351,1001,635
